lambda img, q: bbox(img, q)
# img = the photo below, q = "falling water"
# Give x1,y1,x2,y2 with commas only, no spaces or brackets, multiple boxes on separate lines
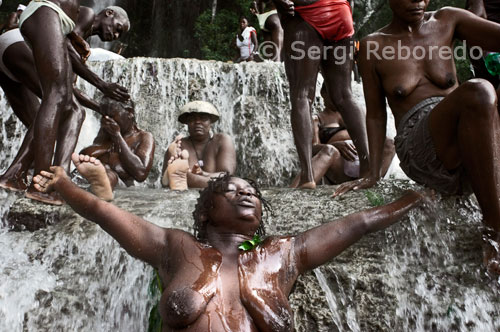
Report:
0,59,498,331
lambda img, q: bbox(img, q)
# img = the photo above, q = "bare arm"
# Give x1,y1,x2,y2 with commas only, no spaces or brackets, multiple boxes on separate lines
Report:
67,42,130,102
333,37,387,196
448,7,500,50
294,190,424,273
187,134,236,188
312,115,320,145
466,0,487,18
34,167,168,268
113,130,155,182
73,87,101,113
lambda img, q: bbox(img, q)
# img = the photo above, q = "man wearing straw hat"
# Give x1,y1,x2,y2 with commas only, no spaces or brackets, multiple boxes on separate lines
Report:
161,101,237,190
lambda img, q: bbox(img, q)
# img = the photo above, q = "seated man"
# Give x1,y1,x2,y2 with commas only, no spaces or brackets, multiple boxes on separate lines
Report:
334,0,500,276
161,101,236,189
79,98,155,201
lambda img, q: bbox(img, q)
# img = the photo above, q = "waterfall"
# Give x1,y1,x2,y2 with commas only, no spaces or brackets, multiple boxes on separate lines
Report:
1,59,497,331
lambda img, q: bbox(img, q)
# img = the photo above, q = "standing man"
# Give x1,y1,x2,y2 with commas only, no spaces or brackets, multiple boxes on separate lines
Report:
15,2,130,204
161,101,236,189
272,0,369,189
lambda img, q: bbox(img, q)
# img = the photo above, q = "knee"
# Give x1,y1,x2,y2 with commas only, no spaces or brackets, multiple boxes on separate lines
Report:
319,144,339,159
329,87,354,111
462,79,497,111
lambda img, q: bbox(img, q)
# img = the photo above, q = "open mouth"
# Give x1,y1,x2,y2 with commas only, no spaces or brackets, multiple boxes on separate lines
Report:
237,198,255,208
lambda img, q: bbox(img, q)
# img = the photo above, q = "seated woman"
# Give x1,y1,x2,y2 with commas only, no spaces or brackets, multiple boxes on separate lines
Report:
79,98,155,201
234,16,259,63
250,0,283,61
33,153,426,331
292,84,395,186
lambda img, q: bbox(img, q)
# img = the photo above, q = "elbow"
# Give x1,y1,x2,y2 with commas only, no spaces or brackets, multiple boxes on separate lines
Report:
358,212,371,235
133,171,148,182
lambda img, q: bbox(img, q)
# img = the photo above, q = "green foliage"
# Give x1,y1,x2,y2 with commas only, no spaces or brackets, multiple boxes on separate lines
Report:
194,0,255,61
147,270,163,332
238,235,262,251
365,190,385,207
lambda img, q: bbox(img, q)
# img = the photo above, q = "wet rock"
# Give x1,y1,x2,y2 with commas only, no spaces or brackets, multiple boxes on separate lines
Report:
0,181,498,331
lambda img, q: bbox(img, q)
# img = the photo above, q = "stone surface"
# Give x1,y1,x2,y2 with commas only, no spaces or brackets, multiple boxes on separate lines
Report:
1,181,499,331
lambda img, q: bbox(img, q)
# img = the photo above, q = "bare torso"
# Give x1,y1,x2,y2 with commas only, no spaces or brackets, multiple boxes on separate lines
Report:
159,230,299,331
368,11,459,125
180,134,229,173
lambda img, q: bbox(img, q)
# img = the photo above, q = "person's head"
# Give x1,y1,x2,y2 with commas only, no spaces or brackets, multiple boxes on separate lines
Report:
95,6,130,41
239,17,249,31
178,101,220,140
193,173,271,241
388,0,429,24
100,97,136,132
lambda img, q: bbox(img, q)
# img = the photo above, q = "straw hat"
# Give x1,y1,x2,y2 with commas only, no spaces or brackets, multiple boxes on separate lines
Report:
178,101,220,124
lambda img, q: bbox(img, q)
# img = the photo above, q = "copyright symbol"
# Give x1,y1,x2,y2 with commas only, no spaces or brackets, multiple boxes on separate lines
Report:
258,41,279,61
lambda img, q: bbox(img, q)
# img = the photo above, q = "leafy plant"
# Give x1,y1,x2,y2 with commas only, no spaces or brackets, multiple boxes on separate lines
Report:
365,190,385,207
148,270,163,332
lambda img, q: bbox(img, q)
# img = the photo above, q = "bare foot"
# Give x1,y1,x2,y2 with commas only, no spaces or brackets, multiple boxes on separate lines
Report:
483,232,500,276
167,135,183,158
25,187,64,206
299,181,316,189
71,153,113,201
167,149,190,190
0,176,28,192
289,175,300,188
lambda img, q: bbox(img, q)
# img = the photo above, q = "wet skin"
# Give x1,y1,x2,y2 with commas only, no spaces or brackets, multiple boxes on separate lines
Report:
80,104,155,189
32,170,425,331
0,5,130,196
291,87,395,186
272,0,369,188
161,113,236,188
333,0,500,274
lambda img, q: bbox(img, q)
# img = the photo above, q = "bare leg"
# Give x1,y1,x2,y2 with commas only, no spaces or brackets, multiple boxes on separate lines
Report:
380,138,396,177
0,124,34,191
53,97,86,174
428,79,500,274
0,73,39,127
265,14,283,62
72,153,113,201
282,15,322,189
21,7,74,204
321,38,369,176
291,145,348,187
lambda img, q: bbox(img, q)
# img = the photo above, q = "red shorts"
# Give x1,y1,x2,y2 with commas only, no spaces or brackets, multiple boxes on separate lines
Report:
295,0,354,42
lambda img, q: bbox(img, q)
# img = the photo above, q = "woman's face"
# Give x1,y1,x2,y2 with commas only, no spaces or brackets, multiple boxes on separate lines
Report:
208,178,262,235
186,113,212,139
240,18,249,31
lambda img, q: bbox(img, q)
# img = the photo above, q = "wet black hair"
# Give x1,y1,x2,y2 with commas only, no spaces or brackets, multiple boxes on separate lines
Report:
100,97,136,123
192,173,272,241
